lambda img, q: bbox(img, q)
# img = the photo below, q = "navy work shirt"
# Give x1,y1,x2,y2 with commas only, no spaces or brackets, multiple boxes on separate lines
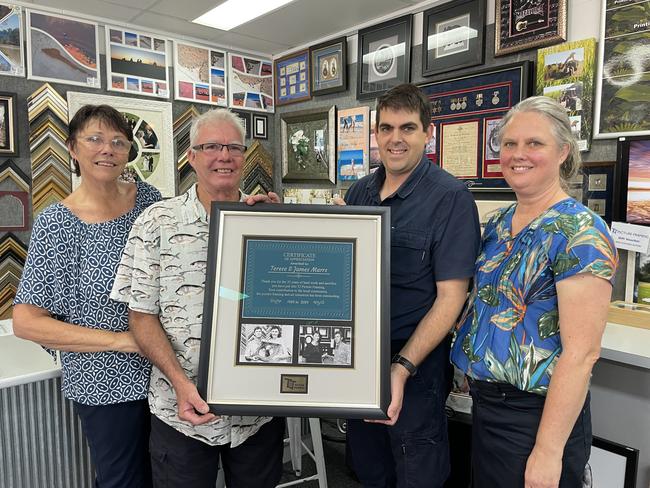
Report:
345,155,480,341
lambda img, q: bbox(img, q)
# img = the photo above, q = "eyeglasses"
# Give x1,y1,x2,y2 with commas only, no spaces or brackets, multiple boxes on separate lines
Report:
78,135,131,154
192,142,247,157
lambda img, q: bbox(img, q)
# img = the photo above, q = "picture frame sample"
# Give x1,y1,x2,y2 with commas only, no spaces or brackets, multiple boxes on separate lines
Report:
588,436,639,488
174,41,227,107
106,27,169,99
617,136,650,226
283,188,333,204
252,114,268,139
0,190,28,231
628,250,650,305
0,91,17,156
26,9,100,88
421,0,486,77
536,38,596,152
594,0,650,138
494,0,567,56
281,105,336,183
0,4,25,77
197,203,390,418
67,91,176,197
337,106,370,183
357,14,412,100
232,110,251,139
310,36,347,96
580,161,617,225
228,53,274,113
275,49,311,106
419,61,532,190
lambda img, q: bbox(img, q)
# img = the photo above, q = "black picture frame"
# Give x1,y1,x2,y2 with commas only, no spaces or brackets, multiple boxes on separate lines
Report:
580,161,617,225
0,92,18,156
589,436,639,488
252,114,268,140
421,0,486,78
357,14,412,100
197,203,391,419
232,109,251,139
616,136,650,226
310,36,348,96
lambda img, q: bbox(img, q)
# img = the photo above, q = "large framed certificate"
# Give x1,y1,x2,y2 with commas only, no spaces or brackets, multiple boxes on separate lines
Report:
198,203,391,419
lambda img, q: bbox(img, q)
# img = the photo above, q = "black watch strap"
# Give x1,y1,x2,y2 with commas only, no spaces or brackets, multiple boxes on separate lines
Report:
391,354,417,376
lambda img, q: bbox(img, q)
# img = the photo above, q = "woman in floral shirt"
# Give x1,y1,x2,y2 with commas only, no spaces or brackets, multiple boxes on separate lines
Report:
451,97,617,488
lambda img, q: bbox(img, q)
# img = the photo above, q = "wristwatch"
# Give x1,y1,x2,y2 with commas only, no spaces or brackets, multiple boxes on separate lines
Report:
391,354,417,376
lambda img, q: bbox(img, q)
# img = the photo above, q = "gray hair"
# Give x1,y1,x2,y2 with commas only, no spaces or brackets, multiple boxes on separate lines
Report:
189,108,246,148
498,96,581,189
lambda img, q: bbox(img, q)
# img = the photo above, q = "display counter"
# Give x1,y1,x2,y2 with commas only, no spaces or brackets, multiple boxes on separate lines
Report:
601,321,650,370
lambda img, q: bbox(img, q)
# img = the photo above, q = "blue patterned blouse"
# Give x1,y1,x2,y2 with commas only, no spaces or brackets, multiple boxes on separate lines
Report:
15,181,161,405
451,199,618,395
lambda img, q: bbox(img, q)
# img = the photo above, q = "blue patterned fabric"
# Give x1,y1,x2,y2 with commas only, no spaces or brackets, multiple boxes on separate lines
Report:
451,199,617,395
15,181,161,405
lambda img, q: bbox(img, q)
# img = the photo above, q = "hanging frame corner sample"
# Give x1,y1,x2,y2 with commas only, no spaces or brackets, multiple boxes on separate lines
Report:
281,105,336,183
26,9,100,88
0,4,25,78
0,91,17,156
106,26,169,99
174,40,227,107
275,49,311,106
421,0,486,78
310,36,348,96
494,0,567,57
228,53,274,113
357,14,412,100
67,91,176,197
420,61,532,191
197,203,391,419
536,38,597,152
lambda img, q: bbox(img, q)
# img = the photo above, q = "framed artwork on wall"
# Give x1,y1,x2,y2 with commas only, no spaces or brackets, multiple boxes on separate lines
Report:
536,38,596,152
594,0,650,138
0,91,17,156
337,106,370,184
310,36,347,96
174,41,227,107
421,0,486,78
68,91,176,197
357,15,412,100
0,4,25,77
617,136,650,226
26,9,100,88
494,0,567,56
232,109,251,139
281,106,336,183
252,114,268,139
228,53,274,113
579,161,617,225
106,26,169,99
275,49,311,106
419,61,532,191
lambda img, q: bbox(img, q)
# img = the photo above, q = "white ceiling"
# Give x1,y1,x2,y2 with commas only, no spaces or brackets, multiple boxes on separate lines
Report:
19,0,439,57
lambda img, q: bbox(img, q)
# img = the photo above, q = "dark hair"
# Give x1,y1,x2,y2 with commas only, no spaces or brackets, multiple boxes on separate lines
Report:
376,83,431,132
66,104,133,177
270,326,282,337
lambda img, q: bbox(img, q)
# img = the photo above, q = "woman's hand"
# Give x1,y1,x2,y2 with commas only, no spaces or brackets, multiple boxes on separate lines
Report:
524,444,562,488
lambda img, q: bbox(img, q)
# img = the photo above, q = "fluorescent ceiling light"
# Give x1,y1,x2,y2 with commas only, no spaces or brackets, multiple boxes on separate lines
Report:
193,0,297,31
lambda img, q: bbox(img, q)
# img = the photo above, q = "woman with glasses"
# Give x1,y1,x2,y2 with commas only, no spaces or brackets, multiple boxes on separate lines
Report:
13,104,161,488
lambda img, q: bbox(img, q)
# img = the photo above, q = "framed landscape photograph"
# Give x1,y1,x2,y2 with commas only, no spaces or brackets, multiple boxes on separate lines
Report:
422,0,486,77
275,49,311,106
26,9,100,88
617,136,650,226
337,106,370,183
228,53,274,113
357,15,412,100
310,36,347,96
106,26,169,98
174,41,227,106
68,91,176,197
0,4,25,77
494,0,567,56
197,203,390,418
281,106,336,183
0,91,17,156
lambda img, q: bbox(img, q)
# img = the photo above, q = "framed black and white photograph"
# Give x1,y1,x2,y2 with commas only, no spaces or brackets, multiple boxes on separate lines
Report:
0,91,17,156
422,0,486,77
357,15,412,100
252,113,268,139
310,36,347,96
197,203,390,418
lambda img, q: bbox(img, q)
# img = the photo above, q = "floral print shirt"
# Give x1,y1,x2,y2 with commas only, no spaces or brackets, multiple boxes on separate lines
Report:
451,199,617,395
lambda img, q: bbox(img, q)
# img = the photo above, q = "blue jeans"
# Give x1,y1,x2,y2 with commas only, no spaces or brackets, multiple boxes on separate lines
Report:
347,341,451,488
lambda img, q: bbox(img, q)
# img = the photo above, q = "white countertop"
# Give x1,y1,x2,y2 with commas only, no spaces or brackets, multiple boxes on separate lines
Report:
601,322,650,370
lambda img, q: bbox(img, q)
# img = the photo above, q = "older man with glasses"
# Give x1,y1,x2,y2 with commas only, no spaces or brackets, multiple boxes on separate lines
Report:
110,109,282,488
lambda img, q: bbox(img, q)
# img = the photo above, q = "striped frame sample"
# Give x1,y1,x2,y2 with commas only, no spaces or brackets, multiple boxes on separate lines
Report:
173,105,200,195
242,140,273,195
0,233,27,319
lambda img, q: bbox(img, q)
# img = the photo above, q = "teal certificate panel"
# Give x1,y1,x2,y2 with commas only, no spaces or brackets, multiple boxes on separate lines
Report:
242,238,354,321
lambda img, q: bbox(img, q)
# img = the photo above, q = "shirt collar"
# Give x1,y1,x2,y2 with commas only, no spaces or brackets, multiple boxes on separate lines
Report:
187,184,247,223
366,153,429,200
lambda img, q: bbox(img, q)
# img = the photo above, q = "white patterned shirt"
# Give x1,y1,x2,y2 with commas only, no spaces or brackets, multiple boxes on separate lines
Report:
110,184,271,447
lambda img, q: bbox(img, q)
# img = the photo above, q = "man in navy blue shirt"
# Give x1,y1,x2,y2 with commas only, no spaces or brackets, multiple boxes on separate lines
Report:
344,83,480,487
